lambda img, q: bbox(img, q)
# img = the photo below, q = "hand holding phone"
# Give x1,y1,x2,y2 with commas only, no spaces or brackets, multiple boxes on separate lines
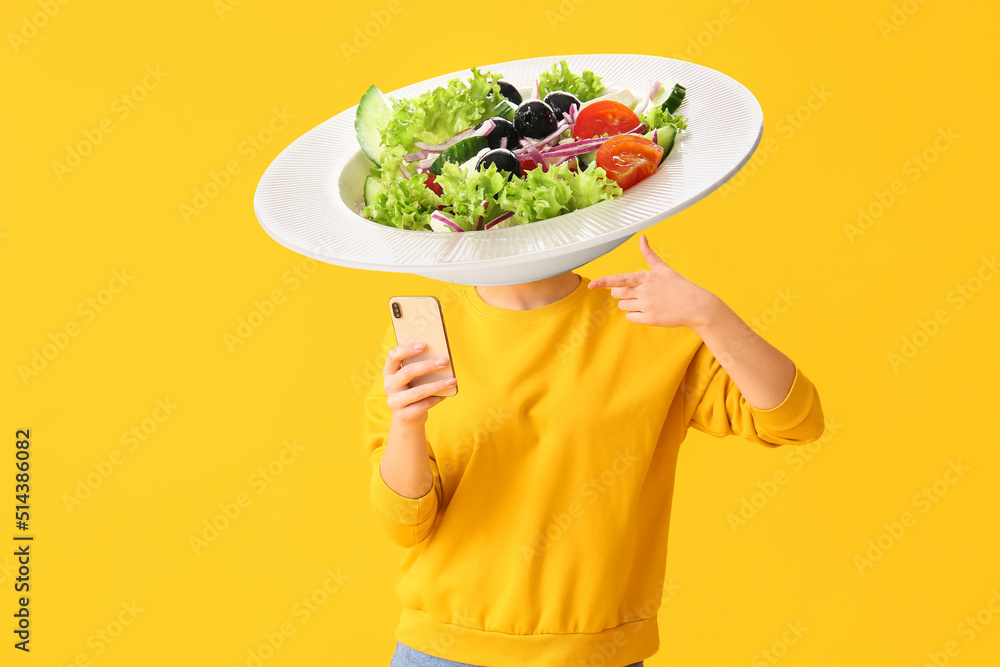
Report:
382,343,457,427
387,296,457,404
380,299,457,498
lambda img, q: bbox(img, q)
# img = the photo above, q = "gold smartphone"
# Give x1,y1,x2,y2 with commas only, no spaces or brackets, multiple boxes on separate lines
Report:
388,296,457,397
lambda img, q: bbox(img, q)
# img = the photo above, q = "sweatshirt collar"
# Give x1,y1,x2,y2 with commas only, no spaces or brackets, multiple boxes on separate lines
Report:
463,274,590,321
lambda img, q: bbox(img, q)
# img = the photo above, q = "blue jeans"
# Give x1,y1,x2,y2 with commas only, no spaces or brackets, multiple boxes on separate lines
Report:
390,641,644,667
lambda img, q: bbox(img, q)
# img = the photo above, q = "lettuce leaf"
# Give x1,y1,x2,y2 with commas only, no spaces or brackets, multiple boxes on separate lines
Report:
537,60,606,102
380,67,504,155
563,161,625,208
502,161,622,224
504,164,575,223
641,105,688,132
362,146,442,230
361,175,441,231
433,161,509,231
430,161,621,229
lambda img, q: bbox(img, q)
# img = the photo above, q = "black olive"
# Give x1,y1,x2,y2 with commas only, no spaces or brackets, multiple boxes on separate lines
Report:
486,78,523,105
513,100,558,140
497,80,522,105
476,148,522,180
476,117,520,151
543,91,581,118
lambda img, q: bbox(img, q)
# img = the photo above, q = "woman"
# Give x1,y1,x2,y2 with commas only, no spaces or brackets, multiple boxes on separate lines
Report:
364,235,825,667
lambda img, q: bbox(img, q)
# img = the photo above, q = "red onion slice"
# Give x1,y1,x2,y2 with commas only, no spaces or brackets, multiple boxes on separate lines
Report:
649,80,664,106
512,119,571,155
520,123,650,162
546,154,574,169
519,138,548,172
527,136,610,159
403,149,432,163
413,127,475,153
485,211,513,229
513,118,644,159
535,119,571,148
431,211,464,232
413,120,495,153
633,81,651,116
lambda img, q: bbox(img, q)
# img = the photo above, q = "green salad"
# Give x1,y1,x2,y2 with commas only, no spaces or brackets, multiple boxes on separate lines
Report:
355,60,688,232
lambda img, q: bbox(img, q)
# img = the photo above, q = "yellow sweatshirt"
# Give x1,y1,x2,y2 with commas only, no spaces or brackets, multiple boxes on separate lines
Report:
363,273,825,667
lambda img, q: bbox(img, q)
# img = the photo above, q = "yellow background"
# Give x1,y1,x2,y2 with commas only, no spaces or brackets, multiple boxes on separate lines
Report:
3,0,998,665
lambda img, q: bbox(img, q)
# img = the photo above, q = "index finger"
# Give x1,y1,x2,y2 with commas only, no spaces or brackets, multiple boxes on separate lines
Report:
588,272,645,289
383,342,426,376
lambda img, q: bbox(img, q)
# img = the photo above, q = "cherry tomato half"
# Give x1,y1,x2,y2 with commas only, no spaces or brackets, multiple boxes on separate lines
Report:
518,157,540,172
572,100,642,140
595,134,663,190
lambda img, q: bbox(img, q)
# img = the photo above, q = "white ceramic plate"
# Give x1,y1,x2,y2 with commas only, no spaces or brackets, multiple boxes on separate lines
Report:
253,54,762,286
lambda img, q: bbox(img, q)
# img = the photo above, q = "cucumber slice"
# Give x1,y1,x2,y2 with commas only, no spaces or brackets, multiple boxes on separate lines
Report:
577,149,598,171
662,84,686,114
355,85,393,165
429,137,490,175
364,175,385,207
646,125,677,165
492,99,517,122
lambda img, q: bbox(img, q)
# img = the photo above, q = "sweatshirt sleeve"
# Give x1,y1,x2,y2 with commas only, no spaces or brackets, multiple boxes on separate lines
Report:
363,325,443,548
683,341,825,447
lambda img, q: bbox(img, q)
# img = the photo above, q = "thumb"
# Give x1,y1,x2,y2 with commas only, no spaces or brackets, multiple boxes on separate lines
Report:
639,234,669,270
